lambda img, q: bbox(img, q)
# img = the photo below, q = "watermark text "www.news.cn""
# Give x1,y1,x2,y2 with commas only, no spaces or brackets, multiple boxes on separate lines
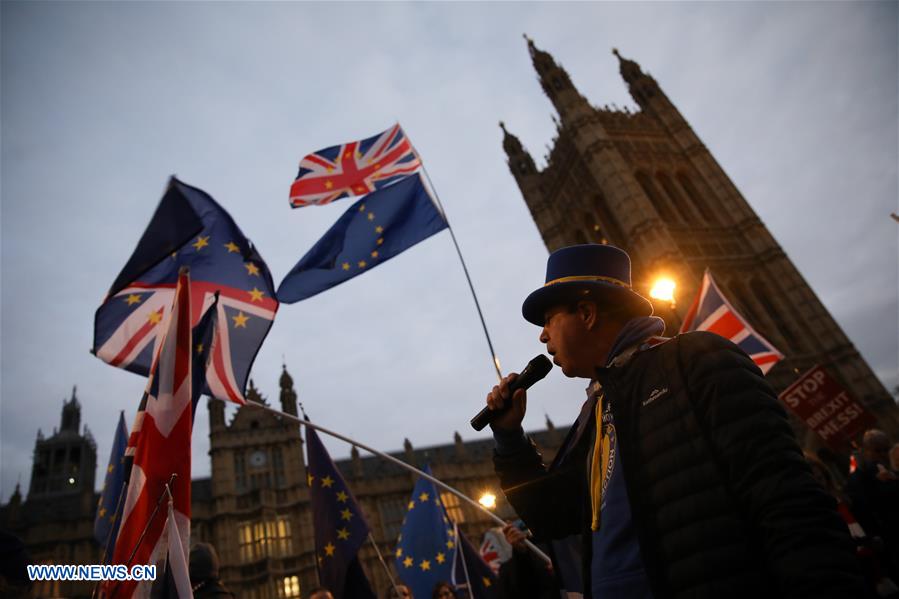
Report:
27,564,156,582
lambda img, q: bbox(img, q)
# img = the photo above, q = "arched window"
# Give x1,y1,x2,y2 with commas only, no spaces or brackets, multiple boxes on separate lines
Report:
677,172,720,225
657,172,697,223
635,171,677,223
750,278,797,351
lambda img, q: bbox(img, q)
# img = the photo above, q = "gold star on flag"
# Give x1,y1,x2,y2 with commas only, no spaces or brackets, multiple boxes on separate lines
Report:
99,507,107,517
321,476,334,488
107,465,114,473
407,501,415,510
337,528,350,541
446,540,455,549
377,238,384,246
224,241,240,253
109,514,117,523
324,543,336,557
358,260,367,268
447,527,456,537
248,288,264,302
336,491,348,503
340,509,353,521
483,577,492,587
125,294,142,306
192,236,210,251
371,251,379,258
367,212,375,221
325,180,334,190
232,312,249,328
244,262,260,276
358,204,366,212
375,225,384,234
436,552,445,564
419,560,431,571
403,556,413,568
419,492,429,502
344,151,353,159
395,548,403,558
307,473,314,486
354,185,367,194
147,311,162,325
196,343,204,354
341,262,350,271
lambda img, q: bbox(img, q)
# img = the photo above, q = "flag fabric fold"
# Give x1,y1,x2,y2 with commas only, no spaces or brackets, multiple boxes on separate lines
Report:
147,499,194,598
108,269,194,599
679,269,784,374
93,176,278,404
289,123,422,208
277,173,447,303
451,523,498,598
94,411,129,558
305,426,376,599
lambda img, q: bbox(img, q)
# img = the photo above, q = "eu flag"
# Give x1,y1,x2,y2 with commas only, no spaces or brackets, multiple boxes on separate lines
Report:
306,426,376,599
93,177,278,405
394,466,458,599
451,523,498,598
277,173,447,303
93,411,128,560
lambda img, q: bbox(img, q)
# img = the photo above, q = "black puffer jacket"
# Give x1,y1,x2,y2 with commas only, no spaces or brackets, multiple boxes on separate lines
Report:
494,331,863,598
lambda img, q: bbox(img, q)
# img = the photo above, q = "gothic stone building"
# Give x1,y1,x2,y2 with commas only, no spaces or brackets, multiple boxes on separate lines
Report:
1,373,568,598
500,38,899,442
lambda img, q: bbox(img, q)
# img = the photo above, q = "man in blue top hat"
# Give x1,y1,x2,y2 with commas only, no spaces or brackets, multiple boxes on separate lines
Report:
485,244,862,599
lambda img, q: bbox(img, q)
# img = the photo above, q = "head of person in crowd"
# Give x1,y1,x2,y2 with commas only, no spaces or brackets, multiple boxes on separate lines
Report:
189,542,220,585
308,587,334,599
521,244,653,378
430,581,455,599
384,583,413,599
861,429,892,468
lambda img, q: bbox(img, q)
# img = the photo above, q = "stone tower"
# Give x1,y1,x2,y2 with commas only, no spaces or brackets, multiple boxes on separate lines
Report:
501,38,899,436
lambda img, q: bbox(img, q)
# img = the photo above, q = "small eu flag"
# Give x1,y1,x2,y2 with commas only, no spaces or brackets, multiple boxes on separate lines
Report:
394,466,458,599
306,426,376,599
277,173,448,303
94,411,129,559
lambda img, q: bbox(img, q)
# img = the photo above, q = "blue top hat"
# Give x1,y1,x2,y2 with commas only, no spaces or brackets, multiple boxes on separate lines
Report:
521,244,653,326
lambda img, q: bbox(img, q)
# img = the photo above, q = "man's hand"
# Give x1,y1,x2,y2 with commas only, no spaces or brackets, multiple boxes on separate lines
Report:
486,372,527,431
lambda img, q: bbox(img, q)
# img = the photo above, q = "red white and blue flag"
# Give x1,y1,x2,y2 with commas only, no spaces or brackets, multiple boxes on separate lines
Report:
93,177,278,405
289,123,422,208
680,269,783,374
108,269,193,598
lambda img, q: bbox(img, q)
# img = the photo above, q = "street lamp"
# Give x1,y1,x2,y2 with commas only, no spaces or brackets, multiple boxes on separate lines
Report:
649,277,677,309
478,492,497,510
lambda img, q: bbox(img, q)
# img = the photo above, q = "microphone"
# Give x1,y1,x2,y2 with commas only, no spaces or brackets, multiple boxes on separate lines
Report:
470,355,553,431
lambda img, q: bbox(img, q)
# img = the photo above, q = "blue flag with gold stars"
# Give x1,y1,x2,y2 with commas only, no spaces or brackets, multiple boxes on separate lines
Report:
306,425,376,599
276,172,447,303
395,466,460,599
93,177,278,405
451,522,498,598
93,411,128,557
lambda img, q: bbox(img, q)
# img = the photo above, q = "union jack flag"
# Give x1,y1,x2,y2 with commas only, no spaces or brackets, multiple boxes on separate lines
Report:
93,177,278,405
107,268,193,598
680,269,783,374
289,123,422,208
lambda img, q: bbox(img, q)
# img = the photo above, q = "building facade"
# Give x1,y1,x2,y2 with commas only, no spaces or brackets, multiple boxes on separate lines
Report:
500,38,899,441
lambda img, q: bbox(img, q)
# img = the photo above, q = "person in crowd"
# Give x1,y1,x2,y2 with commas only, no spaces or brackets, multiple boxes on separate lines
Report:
849,429,899,581
188,542,235,598
807,451,898,598
431,581,455,598
308,586,335,599
485,244,864,598
495,521,557,599
384,583,414,599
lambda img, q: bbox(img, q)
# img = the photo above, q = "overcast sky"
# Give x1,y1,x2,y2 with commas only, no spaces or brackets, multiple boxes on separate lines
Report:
2,1,897,501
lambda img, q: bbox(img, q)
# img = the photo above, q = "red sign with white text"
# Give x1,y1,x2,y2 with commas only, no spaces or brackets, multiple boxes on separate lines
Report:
779,365,874,450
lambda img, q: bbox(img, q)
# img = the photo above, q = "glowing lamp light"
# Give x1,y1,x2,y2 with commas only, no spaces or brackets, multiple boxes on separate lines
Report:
649,277,676,303
68,477,76,485
478,492,497,509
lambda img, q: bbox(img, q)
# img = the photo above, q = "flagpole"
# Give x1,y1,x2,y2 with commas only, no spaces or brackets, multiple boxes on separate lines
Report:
367,532,402,597
454,523,475,599
413,159,503,382
91,479,130,599
241,400,551,565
